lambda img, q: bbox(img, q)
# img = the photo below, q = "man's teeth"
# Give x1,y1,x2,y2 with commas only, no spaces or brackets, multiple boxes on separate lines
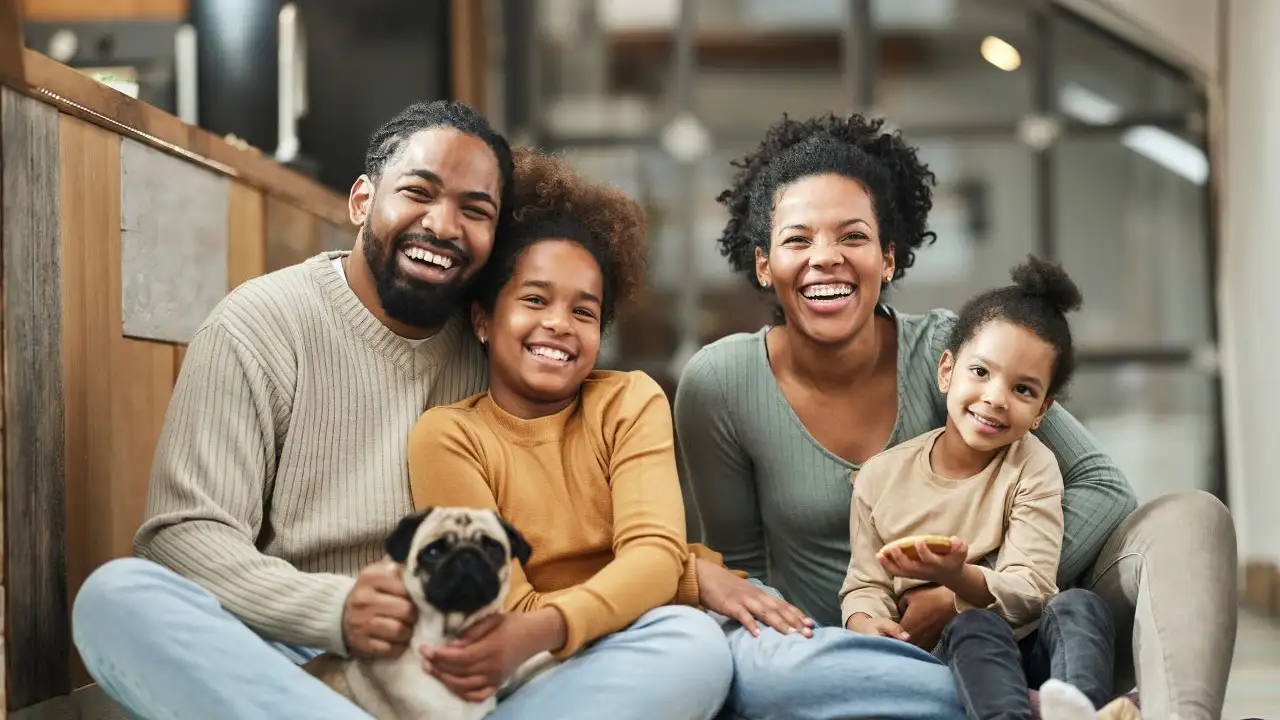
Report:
528,345,571,362
802,283,854,299
404,247,453,269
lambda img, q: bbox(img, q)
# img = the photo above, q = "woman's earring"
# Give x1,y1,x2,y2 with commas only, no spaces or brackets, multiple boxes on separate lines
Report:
760,280,770,289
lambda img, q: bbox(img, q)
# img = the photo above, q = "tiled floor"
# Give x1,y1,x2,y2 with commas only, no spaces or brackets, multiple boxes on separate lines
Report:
1224,608,1280,719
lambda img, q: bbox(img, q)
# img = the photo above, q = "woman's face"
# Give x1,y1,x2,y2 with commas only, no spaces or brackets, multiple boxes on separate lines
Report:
755,173,895,345
473,239,603,418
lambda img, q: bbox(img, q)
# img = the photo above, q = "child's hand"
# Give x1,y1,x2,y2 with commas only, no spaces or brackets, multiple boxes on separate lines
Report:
845,613,911,642
878,536,967,585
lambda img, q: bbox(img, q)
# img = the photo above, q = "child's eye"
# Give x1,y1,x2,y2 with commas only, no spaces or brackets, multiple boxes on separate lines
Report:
1014,384,1036,397
969,366,988,378
521,295,546,306
574,307,597,320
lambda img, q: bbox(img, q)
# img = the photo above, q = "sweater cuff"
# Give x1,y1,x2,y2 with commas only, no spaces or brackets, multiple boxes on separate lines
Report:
687,543,750,579
952,566,997,615
674,552,701,606
321,575,359,656
545,593,595,659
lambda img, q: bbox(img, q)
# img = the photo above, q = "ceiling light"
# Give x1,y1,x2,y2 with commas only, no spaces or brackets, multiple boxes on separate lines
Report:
980,35,1021,71
1121,126,1209,185
1059,81,1123,125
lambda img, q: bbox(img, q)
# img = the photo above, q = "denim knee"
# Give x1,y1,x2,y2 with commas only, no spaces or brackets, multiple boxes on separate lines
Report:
948,608,1013,639
636,606,733,684
73,558,203,648
1044,589,1114,635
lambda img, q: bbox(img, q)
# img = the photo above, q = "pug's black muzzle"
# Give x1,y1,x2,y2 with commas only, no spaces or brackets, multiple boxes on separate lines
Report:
421,545,502,615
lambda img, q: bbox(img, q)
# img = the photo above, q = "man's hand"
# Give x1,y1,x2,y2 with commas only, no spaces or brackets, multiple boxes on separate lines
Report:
898,585,958,651
422,608,565,703
845,613,910,642
878,536,967,586
342,558,416,658
696,559,814,638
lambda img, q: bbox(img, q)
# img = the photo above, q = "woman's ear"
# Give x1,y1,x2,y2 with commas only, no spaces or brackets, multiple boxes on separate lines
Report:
882,244,897,284
754,247,772,289
471,302,490,347
937,349,954,393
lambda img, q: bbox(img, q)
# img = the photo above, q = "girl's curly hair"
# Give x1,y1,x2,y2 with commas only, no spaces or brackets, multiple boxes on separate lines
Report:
473,148,647,329
716,113,938,290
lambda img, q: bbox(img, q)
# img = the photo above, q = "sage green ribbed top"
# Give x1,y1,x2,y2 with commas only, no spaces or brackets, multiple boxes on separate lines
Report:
673,306,1137,629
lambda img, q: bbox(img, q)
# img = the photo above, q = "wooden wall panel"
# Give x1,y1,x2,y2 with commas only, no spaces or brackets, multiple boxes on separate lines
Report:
59,114,176,692
21,0,187,22
3,86,70,710
228,182,267,289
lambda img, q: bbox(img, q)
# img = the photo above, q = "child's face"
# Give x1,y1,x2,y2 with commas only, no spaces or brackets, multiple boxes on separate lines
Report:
475,239,603,417
936,320,1055,454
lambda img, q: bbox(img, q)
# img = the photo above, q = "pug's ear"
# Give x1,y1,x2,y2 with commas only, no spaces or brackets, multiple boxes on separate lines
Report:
498,517,532,566
386,508,433,564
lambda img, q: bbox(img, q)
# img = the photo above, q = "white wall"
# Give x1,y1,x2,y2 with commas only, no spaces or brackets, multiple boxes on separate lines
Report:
1217,0,1280,564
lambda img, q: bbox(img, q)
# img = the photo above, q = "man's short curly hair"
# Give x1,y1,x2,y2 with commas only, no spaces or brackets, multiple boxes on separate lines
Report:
716,113,938,291
472,148,647,330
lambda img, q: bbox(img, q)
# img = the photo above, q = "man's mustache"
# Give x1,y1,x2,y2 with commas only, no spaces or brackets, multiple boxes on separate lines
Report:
394,232,472,266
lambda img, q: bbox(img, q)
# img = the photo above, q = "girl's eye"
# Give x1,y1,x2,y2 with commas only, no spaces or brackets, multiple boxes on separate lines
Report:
521,295,546,306
970,366,988,378
574,307,598,320
1014,384,1035,397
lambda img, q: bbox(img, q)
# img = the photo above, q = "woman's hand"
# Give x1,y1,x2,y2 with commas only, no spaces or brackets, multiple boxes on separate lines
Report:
878,536,967,586
845,613,911,642
421,608,565,702
696,559,815,638
898,585,958,651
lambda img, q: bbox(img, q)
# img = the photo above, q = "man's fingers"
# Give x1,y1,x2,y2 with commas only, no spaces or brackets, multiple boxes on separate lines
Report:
359,638,393,658
370,594,418,624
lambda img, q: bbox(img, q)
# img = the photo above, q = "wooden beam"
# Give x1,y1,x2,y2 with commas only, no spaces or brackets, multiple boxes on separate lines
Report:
0,0,22,83
2,86,70,710
0,48,347,227
450,0,486,112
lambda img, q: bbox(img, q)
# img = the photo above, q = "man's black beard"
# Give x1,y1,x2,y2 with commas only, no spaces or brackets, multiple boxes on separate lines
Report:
361,221,471,331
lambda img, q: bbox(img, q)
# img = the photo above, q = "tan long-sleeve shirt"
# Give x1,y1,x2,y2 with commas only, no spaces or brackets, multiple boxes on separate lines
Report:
839,428,1064,638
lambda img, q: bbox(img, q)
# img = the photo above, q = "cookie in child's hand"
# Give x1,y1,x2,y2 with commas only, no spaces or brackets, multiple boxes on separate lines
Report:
878,535,955,561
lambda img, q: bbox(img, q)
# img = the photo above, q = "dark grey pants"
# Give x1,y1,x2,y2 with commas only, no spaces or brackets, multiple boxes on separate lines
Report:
933,588,1116,720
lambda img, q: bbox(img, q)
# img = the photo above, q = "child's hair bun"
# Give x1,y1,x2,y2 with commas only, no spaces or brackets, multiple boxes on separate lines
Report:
1010,254,1083,315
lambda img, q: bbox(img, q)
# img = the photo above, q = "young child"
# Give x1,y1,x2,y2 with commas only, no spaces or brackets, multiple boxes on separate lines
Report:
839,256,1139,720
401,149,734,720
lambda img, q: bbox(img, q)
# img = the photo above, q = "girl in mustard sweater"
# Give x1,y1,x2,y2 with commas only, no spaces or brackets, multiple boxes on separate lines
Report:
403,149,734,720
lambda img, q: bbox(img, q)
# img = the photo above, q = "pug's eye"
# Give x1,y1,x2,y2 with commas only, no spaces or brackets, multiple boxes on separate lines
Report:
479,536,506,564
419,539,448,565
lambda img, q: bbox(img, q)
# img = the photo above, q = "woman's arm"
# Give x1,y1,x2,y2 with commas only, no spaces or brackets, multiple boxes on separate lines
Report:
674,348,768,578
922,309,1137,587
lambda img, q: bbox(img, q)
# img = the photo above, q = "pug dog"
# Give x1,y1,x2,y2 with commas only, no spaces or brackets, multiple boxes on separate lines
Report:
306,507,555,720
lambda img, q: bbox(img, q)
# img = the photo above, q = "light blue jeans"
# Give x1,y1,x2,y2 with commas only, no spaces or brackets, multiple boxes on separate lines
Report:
711,580,965,720
72,558,733,720
73,559,964,719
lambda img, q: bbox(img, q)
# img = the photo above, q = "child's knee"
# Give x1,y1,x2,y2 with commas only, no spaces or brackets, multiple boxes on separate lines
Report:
1045,588,1113,630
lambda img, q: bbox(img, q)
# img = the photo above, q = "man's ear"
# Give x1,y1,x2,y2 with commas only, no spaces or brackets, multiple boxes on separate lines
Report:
498,516,532,566
937,349,955,393
349,174,374,226
385,508,433,564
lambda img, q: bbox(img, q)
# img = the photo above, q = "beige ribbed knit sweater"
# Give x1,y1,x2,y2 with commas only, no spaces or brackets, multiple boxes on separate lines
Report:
134,251,488,654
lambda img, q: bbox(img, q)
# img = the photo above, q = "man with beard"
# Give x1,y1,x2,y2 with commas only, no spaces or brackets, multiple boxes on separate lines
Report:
69,101,507,719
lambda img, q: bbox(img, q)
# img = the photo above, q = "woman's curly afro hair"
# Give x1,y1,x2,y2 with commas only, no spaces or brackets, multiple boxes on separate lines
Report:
473,147,647,330
716,112,938,290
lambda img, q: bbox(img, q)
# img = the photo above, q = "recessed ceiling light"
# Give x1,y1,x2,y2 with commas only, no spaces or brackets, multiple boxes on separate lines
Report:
980,35,1021,72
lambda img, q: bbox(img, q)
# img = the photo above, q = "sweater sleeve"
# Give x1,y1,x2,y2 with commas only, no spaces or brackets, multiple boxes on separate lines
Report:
542,377,689,657
921,309,1137,586
134,321,355,654
839,463,899,626
954,449,1064,626
674,347,768,579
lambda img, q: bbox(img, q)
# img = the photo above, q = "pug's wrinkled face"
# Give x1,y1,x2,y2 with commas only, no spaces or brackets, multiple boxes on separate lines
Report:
385,508,532,617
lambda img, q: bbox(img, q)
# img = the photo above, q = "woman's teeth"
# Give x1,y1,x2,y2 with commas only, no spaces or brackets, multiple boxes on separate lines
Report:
801,283,854,300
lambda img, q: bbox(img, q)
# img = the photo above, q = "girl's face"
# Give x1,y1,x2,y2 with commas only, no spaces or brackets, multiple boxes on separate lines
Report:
754,173,895,345
473,239,604,419
936,320,1056,455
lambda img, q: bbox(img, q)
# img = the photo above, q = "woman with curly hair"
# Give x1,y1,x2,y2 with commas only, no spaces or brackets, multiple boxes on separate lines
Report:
676,113,1237,719
404,148,733,719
